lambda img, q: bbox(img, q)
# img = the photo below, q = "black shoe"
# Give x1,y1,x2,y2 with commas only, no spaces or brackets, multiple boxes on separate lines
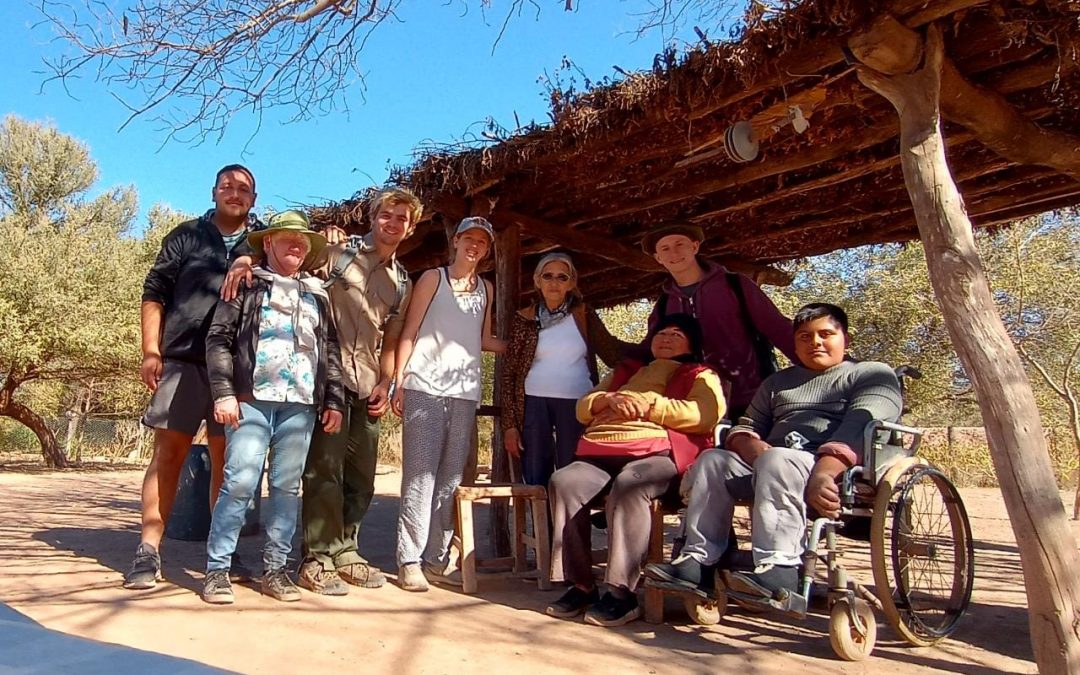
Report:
123,543,162,590
230,552,254,582
723,564,799,600
546,586,599,619
584,591,642,627
202,570,235,605
644,554,712,592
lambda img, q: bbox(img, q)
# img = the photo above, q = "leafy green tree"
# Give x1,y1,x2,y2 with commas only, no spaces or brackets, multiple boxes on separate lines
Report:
983,211,1080,515
0,115,142,467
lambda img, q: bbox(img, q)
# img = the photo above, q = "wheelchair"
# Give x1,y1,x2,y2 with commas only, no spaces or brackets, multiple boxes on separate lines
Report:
644,417,975,662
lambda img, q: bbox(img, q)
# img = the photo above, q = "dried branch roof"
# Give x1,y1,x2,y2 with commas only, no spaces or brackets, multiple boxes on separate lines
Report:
311,0,1080,308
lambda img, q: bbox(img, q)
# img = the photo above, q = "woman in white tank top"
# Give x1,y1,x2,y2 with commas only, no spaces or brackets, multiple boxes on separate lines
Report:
390,217,505,591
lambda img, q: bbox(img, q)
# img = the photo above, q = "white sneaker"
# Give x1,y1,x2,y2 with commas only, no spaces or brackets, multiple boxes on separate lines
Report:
398,563,429,592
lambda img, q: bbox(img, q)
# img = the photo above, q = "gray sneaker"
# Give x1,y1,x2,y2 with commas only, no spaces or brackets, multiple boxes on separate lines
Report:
202,570,235,605
123,543,162,590
422,562,463,588
262,569,302,602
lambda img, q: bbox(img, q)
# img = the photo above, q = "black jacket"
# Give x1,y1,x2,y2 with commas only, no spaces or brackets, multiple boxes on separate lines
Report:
142,213,256,364
205,274,345,413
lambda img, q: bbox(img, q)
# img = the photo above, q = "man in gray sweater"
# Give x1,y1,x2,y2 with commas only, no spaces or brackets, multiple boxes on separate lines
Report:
645,303,902,598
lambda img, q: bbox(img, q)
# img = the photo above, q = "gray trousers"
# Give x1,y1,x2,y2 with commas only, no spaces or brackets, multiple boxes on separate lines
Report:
396,389,477,567
549,455,678,592
681,447,815,568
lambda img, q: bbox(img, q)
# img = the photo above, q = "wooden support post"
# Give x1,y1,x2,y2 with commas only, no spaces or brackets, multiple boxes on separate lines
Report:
857,25,1080,673
489,222,521,558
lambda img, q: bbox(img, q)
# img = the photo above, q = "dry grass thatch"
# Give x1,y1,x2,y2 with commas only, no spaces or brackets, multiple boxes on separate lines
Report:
311,0,1080,307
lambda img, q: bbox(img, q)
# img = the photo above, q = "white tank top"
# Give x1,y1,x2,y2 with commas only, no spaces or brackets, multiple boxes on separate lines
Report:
402,267,487,402
524,314,592,399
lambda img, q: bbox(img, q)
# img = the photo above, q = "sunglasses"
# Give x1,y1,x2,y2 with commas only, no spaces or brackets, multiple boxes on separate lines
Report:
541,272,571,282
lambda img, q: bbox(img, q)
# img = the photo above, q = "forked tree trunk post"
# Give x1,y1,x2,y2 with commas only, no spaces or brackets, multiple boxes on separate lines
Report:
0,378,68,468
489,222,521,557
857,25,1080,673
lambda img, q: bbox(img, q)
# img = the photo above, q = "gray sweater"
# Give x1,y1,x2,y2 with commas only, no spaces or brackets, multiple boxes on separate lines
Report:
728,360,903,465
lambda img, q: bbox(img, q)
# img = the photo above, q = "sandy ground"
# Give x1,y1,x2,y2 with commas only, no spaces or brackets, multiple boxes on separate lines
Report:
0,465,1076,675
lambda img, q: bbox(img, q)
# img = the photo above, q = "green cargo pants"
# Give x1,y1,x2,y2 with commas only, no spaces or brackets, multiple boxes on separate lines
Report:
301,390,380,570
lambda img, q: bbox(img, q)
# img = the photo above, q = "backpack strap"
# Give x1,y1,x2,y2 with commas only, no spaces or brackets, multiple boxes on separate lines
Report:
727,272,778,378
322,235,366,290
381,258,409,332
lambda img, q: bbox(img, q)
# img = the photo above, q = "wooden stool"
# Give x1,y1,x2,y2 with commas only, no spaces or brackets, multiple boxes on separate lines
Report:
455,483,552,594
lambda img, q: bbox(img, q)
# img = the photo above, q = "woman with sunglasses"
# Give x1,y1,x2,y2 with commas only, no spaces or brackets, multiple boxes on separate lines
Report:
499,252,622,487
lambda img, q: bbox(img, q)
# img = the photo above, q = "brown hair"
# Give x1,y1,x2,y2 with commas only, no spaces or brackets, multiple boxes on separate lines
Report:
368,186,423,229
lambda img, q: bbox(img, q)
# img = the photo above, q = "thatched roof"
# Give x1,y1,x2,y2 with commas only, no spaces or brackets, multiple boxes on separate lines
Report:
311,0,1080,308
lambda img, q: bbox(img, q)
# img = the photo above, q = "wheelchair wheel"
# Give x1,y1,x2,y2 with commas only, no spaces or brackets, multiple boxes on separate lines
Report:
684,596,720,625
871,458,974,646
828,597,877,661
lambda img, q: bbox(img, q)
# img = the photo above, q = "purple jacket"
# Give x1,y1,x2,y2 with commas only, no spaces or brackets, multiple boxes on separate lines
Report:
635,261,797,411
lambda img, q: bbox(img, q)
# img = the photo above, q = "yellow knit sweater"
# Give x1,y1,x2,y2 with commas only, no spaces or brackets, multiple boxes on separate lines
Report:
576,359,725,443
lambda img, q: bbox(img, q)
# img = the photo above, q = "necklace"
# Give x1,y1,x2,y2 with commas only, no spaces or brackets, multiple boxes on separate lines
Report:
448,273,478,293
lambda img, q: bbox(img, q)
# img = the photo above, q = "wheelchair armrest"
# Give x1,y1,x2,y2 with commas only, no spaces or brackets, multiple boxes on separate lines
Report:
713,420,733,448
862,419,923,484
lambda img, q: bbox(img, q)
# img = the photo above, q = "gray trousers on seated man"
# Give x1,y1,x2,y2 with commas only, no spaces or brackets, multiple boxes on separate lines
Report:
681,447,816,568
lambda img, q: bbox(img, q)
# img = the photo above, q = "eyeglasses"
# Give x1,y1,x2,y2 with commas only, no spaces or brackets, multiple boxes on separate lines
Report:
541,273,571,282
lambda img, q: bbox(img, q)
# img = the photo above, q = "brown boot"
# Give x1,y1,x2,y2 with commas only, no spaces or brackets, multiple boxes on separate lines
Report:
297,560,349,596
337,561,386,589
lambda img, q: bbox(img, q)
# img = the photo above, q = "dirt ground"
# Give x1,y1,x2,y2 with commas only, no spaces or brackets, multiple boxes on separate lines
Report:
1,465,1076,674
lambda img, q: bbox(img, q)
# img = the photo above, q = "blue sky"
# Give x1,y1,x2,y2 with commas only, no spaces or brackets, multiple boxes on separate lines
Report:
1,1,701,228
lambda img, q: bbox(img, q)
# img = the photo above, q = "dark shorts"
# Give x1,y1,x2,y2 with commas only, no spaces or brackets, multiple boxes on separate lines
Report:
142,359,224,437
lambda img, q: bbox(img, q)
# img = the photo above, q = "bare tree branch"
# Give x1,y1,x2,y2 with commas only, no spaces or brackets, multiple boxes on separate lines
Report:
35,0,757,142
37,0,400,144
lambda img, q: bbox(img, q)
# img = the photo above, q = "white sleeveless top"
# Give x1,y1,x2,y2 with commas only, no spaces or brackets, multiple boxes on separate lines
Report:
402,267,487,402
523,314,592,399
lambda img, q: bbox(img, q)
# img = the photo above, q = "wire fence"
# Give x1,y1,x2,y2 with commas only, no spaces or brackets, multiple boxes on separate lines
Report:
0,415,152,463
0,414,1074,488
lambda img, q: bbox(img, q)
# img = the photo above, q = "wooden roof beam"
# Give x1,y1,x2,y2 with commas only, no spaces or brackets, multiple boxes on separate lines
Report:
849,14,1080,182
501,210,663,272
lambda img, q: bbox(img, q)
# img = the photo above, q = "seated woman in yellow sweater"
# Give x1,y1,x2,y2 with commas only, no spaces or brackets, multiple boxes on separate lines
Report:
546,313,725,627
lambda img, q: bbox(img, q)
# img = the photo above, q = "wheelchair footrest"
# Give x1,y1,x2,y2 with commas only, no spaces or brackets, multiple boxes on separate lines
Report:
644,578,714,600
723,587,809,619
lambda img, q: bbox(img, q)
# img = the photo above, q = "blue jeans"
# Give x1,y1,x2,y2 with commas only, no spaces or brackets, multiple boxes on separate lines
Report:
207,401,317,573
521,395,583,487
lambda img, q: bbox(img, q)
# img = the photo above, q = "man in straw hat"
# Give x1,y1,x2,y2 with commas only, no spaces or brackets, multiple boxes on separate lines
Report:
221,187,423,595
202,210,345,604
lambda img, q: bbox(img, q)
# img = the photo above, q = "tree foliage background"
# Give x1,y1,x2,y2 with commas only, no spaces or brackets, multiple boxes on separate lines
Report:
0,115,169,467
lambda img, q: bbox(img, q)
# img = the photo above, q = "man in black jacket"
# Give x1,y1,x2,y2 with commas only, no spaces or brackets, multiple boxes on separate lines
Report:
125,164,259,590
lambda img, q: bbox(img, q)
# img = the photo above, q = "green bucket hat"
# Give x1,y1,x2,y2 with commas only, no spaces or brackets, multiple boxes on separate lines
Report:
247,210,328,268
